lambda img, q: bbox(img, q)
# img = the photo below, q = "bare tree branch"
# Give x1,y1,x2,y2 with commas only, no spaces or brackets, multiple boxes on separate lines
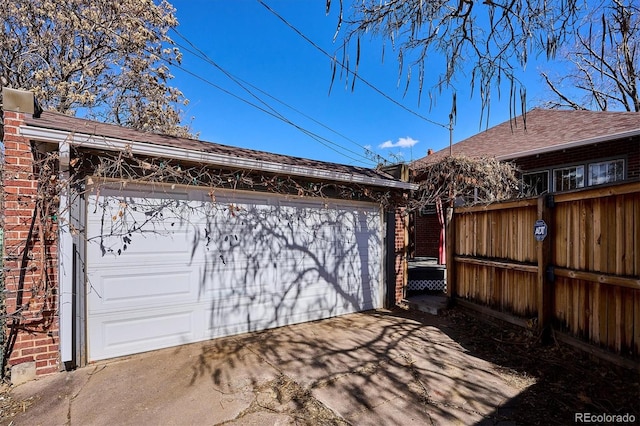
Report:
410,155,522,210
330,0,582,120
540,0,640,111
540,72,586,110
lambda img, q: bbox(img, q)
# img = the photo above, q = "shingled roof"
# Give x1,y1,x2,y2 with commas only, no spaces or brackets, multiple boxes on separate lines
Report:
413,109,640,168
23,111,411,188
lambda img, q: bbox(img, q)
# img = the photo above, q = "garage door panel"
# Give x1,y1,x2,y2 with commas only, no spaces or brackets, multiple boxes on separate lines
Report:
199,279,343,302
199,272,379,312
195,254,376,291
204,294,365,338
86,228,194,264
92,309,198,360
87,187,383,361
88,270,195,313
203,280,378,322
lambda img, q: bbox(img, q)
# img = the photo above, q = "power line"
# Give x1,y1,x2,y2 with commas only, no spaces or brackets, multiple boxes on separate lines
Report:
171,28,383,163
257,0,450,130
168,29,384,165
170,61,374,165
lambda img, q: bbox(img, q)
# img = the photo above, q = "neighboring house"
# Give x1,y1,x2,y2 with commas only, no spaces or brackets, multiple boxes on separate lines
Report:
1,88,415,382
411,108,640,259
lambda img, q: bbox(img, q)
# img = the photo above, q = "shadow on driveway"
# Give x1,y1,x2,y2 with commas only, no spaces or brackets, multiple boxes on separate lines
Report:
3,307,639,425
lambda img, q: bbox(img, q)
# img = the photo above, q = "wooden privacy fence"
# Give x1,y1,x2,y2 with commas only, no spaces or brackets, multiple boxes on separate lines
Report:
447,181,640,359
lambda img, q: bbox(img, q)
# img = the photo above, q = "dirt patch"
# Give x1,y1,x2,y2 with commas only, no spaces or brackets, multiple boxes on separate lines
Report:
418,307,640,425
231,375,349,425
0,382,34,425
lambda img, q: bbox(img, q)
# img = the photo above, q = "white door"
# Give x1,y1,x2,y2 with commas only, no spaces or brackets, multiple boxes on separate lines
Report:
85,185,383,361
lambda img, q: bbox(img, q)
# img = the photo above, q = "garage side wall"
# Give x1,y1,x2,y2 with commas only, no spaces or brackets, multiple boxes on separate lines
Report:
1,110,60,379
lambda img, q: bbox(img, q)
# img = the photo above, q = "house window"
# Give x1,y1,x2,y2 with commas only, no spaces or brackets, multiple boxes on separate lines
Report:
523,171,549,195
420,204,437,215
553,166,584,192
588,159,624,186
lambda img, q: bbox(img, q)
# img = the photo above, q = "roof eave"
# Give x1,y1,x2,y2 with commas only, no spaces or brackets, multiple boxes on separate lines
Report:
496,128,640,161
20,125,419,191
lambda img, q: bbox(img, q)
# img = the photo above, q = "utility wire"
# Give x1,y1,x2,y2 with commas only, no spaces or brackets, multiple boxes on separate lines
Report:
171,27,384,164
169,29,384,165
171,61,373,165
258,0,450,130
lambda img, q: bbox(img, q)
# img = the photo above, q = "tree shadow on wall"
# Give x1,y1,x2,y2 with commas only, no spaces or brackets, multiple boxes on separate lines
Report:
87,187,381,358
191,194,381,338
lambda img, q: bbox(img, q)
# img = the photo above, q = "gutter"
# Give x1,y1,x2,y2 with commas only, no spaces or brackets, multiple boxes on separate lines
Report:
497,128,640,161
20,126,419,191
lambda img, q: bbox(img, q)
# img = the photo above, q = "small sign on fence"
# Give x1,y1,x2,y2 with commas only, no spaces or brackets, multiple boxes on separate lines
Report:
534,219,548,242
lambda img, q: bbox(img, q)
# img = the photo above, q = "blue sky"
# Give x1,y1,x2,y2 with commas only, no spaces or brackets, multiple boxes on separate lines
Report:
168,1,552,167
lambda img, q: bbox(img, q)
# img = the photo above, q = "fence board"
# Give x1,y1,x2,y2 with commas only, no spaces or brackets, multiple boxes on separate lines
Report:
462,213,470,255
624,292,634,355
635,290,640,354
592,199,601,272
609,286,619,352
474,214,481,256
600,285,610,348
591,283,600,344
485,212,491,257
579,201,587,270
566,278,575,333
586,285,593,342
509,211,515,260
553,268,640,290
624,196,634,275
601,198,611,274
554,278,567,328
615,197,624,275
585,201,594,270
450,184,640,358
488,212,495,258
455,263,537,317
529,270,537,313
607,197,617,275
578,280,586,337
471,213,477,255
634,195,640,276
571,199,580,269
556,203,568,268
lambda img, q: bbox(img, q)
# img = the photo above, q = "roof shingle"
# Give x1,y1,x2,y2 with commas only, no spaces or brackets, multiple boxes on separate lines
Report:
25,111,394,182
413,109,640,167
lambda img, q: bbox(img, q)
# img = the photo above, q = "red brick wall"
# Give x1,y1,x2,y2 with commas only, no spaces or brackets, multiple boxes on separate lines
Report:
394,208,407,304
514,137,640,181
2,110,60,376
413,213,440,258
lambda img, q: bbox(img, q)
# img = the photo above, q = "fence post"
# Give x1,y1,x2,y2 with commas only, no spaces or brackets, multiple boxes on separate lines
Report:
537,195,552,341
446,207,455,300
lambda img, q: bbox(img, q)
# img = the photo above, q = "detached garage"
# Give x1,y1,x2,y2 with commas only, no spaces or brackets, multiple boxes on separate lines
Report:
86,186,383,361
2,90,415,378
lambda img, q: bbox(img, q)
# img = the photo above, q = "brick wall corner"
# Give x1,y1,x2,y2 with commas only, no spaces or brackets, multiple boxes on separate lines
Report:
2,109,60,378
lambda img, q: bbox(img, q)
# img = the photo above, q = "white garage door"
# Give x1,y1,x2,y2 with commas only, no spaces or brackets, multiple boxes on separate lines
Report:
85,185,383,361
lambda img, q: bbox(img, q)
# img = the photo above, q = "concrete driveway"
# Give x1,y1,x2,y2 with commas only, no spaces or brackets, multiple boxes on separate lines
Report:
6,310,530,425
